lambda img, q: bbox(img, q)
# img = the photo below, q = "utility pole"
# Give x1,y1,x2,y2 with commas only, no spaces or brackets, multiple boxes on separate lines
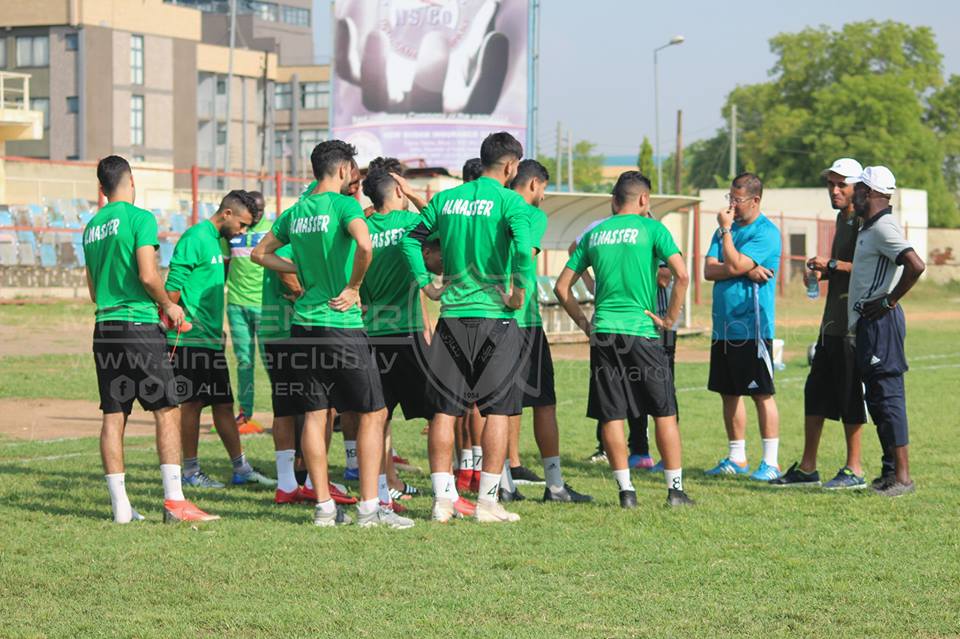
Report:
674,109,683,194
729,103,737,179
566,127,573,192
223,0,237,186
555,121,562,191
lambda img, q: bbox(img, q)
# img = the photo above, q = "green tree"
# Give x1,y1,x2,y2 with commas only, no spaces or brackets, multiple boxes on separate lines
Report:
637,137,655,176
537,140,605,192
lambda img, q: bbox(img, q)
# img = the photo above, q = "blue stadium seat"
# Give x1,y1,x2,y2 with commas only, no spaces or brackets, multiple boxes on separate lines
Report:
159,239,174,268
0,209,13,227
39,243,57,267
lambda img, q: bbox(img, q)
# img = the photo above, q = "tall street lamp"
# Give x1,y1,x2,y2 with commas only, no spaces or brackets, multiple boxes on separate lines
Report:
654,35,684,194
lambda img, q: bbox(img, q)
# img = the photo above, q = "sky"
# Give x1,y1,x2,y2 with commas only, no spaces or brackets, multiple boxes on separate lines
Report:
314,1,960,160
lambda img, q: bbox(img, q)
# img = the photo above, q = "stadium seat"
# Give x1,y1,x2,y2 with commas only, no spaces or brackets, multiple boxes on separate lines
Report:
537,275,558,306
39,243,58,267
572,279,595,304
159,239,174,268
16,230,37,265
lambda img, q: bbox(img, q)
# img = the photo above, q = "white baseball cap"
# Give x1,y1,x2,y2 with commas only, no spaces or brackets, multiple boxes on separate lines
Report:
845,165,896,195
822,158,863,178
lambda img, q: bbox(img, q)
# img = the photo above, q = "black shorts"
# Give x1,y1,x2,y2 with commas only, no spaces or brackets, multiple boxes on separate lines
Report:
804,334,866,424
264,340,301,418
93,321,178,414
370,333,433,421
416,317,526,417
588,333,677,423
520,326,557,407
289,324,385,414
708,339,776,396
168,345,234,406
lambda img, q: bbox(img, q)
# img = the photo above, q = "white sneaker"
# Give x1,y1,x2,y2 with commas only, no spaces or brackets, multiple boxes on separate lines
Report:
358,506,415,529
431,498,463,523
314,504,352,527
475,498,520,523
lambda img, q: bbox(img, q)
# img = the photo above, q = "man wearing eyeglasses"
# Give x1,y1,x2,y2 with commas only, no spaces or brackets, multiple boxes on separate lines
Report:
703,173,783,481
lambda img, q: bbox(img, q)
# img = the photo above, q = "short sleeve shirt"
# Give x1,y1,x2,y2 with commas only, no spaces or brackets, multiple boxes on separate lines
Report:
848,208,913,333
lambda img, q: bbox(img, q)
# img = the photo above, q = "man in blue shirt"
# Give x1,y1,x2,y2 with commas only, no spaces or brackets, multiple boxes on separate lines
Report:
704,173,783,481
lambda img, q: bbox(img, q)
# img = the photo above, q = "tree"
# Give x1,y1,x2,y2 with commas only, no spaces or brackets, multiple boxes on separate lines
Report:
637,137,655,177
537,139,606,192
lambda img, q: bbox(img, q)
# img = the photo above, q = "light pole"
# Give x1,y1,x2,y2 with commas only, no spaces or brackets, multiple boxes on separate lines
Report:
654,35,684,194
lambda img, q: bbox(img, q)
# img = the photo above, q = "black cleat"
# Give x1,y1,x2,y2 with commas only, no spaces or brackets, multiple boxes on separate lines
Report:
510,465,544,485
619,490,637,509
499,487,525,503
871,473,896,491
666,488,695,507
543,483,593,503
769,462,821,487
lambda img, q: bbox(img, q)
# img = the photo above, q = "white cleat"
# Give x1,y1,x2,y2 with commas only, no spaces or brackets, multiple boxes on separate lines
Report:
475,499,520,523
431,498,463,523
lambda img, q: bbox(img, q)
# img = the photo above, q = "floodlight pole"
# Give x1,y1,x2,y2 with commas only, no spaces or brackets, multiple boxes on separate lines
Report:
653,36,684,194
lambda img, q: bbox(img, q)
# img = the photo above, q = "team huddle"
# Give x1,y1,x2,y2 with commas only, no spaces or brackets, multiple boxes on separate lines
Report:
81,131,924,527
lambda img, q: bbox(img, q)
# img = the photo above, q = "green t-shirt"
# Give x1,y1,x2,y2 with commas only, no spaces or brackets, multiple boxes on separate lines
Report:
82,201,161,324
517,204,548,328
221,216,273,308
165,219,226,349
400,176,532,319
360,209,424,336
272,191,366,329
259,244,296,342
566,214,679,338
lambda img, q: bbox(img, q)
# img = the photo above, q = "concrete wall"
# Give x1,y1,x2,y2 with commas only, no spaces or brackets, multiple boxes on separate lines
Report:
926,228,960,283
83,25,114,159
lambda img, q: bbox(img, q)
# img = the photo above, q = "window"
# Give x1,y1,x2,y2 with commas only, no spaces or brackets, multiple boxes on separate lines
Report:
66,96,79,114
216,77,227,95
245,1,278,21
274,82,291,110
0,38,5,68
31,98,49,129
16,36,49,67
274,130,292,161
132,155,145,162
65,33,78,51
299,129,326,162
281,5,310,26
300,82,328,110
216,122,227,145
130,95,144,146
130,35,144,85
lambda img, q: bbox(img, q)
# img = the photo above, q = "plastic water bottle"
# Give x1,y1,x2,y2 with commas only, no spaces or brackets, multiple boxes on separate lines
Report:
805,270,820,299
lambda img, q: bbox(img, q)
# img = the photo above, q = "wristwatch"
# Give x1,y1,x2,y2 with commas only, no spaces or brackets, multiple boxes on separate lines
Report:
882,296,895,309
717,227,730,237
827,259,838,273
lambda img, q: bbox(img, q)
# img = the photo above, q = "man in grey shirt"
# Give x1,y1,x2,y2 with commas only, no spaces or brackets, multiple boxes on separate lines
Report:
846,166,926,497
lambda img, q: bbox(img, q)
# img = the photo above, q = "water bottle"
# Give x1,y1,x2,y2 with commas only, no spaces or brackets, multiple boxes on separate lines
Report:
805,270,820,299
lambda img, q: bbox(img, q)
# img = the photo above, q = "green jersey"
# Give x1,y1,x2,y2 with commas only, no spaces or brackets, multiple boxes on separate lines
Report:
221,216,273,307
271,191,366,329
360,210,424,336
400,176,532,319
82,201,161,324
259,244,296,342
566,214,679,338
165,219,226,349
517,204,548,328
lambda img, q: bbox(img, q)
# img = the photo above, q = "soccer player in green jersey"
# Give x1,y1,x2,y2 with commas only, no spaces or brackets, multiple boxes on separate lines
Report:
84,155,217,523
401,132,533,523
503,159,592,504
556,171,694,508
254,140,411,529
166,190,276,490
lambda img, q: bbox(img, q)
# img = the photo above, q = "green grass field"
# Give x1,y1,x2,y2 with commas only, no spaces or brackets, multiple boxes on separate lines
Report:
1,287,959,637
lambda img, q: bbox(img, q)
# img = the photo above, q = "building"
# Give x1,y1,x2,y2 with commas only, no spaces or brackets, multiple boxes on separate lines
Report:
0,0,328,192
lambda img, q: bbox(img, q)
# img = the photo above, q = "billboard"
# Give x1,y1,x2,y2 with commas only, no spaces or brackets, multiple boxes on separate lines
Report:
332,0,530,171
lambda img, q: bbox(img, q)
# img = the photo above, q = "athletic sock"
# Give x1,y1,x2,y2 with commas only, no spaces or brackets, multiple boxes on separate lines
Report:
183,456,200,478
377,474,390,505
612,468,635,492
459,449,474,472
472,445,483,473
160,464,185,502
499,460,516,492
728,440,747,465
316,498,335,514
542,456,564,492
275,449,297,493
105,473,133,523
357,498,379,516
664,467,683,492
304,474,314,490
344,440,358,470
477,471,501,503
762,438,780,467
431,472,457,501
231,453,252,476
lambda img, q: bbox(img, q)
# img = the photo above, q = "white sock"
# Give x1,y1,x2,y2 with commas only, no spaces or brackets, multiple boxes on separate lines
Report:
357,497,379,515
275,449,297,493
729,439,747,465
305,473,314,490
105,473,133,523
316,498,335,514
499,460,516,492
477,471,501,502
377,473,390,504
472,445,483,473
160,464,185,502
762,438,780,467
612,468,634,492
431,472,457,501
459,449,473,471
344,440,358,470
542,456,563,491
231,453,252,475
664,467,683,492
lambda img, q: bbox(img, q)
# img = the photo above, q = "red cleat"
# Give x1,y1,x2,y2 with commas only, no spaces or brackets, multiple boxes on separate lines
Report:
275,487,308,504
308,482,358,505
469,469,480,493
454,496,476,517
382,500,408,514
163,499,220,523
456,468,473,493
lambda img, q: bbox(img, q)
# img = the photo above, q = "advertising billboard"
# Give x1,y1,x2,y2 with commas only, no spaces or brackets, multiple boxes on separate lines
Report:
332,0,530,171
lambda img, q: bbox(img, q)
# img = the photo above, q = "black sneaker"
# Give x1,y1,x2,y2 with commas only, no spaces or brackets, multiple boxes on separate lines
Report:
499,487,525,503
543,483,593,503
619,490,637,509
871,473,896,491
666,488,695,507
768,462,820,487
873,479,914,497
510,465,544,485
